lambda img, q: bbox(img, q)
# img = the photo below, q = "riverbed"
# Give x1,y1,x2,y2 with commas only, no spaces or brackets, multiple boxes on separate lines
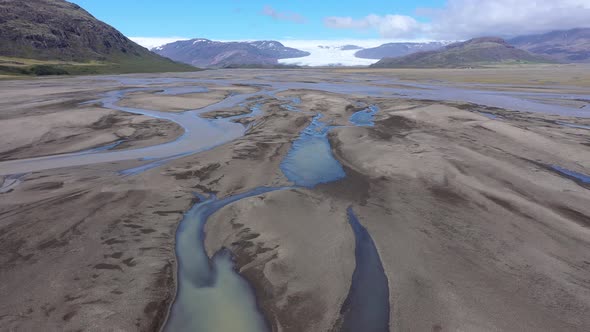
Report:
1,68,589,331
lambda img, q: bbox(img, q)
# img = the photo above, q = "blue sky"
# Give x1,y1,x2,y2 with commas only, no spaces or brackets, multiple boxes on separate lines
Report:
69,0,590,48
70,0,444,40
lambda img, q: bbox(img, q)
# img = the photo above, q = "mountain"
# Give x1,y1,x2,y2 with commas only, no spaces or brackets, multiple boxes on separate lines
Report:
371,37,550,68
0,0,194,75
154,39,310,68
355,42,446,59
246,41,309,59
509,28,590,62
340,45,363,51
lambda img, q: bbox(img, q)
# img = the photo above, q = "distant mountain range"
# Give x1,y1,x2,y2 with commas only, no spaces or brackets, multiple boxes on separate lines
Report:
371,37,550,68
1,1,589,73
355,42,447,59
509,28,590,62
154,39,310,68
0,0,194,75
154,28,590,68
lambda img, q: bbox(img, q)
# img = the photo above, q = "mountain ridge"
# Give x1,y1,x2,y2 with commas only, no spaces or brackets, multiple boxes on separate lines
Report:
0,0,195,74
355,42,447,60
509,28,590,62
371,37,551,68
154,39,310,68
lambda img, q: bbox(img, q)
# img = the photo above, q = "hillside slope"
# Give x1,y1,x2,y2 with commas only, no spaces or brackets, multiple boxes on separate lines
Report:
371,37,550,68
0,0,195,74
355,42,446,59
510,28,590,62
154,39,310,68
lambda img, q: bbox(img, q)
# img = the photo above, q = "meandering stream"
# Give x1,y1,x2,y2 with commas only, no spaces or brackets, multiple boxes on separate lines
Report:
1,74,589,331
164,100,391,331
1,75,589,176
163,188,282,332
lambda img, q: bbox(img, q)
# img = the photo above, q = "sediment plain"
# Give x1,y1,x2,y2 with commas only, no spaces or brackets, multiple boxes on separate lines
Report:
1,66,589,331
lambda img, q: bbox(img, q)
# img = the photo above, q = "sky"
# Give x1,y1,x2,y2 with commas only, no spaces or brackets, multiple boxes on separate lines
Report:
69,0,590,48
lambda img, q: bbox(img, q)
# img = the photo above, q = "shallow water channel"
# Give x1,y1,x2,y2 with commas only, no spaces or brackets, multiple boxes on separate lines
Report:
1,75,588,331
1,76,588,176
163,188,281,332
164,105,391,331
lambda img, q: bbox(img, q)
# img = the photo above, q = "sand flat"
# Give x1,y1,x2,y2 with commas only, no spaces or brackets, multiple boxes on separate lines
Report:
0,68,589,331
118,85,260,112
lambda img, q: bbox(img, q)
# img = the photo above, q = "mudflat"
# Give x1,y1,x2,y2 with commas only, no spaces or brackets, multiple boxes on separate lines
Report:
0,67,589,331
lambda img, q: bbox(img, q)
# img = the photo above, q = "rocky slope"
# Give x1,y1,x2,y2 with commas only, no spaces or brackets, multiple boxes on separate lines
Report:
355,42,446,59
0,0,193,73
154,39,310,68
510,28,590,62
372,37,549,68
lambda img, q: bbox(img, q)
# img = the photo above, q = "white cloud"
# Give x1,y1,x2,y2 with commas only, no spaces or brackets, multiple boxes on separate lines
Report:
261,5,307,24
130,37,190,49
325,0,590,39
325,15,424,38
428,0,590,39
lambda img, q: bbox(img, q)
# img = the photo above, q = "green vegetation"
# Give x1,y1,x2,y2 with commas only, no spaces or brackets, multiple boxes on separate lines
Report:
371,37,553,69
0,56,197,77
0,0,197,76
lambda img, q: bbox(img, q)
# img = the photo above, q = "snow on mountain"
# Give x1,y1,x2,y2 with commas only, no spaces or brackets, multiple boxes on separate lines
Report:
130,37,190,50
152,38,309,68
132,37,451,67
248,41,284,50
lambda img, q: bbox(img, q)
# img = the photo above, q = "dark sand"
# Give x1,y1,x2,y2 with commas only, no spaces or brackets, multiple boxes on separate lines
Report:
1,68,589,331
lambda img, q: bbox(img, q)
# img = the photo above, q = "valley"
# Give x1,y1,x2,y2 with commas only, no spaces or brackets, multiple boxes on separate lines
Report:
1,68,589,331
1,0,589,330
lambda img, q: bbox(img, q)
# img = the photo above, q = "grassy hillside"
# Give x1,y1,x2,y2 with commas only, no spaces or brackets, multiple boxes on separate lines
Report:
371,37,551,68
0,56,197,77
510,28,590,63
0,0,196,75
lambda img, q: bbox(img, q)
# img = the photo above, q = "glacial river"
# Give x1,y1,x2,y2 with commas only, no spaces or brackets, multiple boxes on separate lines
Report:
0,75,589,176
164,99,390,331
1,73,589,331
